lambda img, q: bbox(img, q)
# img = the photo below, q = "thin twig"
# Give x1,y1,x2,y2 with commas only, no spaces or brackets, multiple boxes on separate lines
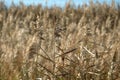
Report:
83,47,95,57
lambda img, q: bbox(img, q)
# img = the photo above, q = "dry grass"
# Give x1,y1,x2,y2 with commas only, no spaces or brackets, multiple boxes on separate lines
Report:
0,1,120,80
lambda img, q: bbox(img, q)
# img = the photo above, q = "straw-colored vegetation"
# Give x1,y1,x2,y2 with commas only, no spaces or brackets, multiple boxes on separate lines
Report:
0,1,120,80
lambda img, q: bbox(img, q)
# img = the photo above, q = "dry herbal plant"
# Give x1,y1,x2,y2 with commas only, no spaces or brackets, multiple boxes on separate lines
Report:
0,1,120,80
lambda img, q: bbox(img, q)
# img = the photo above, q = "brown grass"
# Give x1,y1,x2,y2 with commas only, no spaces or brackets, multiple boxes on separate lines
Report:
0,1,120,80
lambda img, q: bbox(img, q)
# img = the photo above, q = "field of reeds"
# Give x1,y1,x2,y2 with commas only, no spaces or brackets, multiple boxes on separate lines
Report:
0,1,120,80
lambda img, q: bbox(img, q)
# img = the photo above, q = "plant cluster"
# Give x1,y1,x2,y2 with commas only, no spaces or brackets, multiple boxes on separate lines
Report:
0,1,120,80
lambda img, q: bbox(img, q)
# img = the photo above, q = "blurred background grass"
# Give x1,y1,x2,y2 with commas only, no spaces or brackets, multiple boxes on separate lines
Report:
3,0,120,8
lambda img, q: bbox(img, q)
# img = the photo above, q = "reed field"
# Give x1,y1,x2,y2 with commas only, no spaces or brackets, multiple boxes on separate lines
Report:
0,1,120,80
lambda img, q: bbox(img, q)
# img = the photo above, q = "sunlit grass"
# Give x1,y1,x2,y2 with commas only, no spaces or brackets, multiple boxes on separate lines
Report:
0,1,120,80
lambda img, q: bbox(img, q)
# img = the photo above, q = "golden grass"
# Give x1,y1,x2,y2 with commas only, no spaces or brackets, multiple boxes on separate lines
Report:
0,1,120,80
